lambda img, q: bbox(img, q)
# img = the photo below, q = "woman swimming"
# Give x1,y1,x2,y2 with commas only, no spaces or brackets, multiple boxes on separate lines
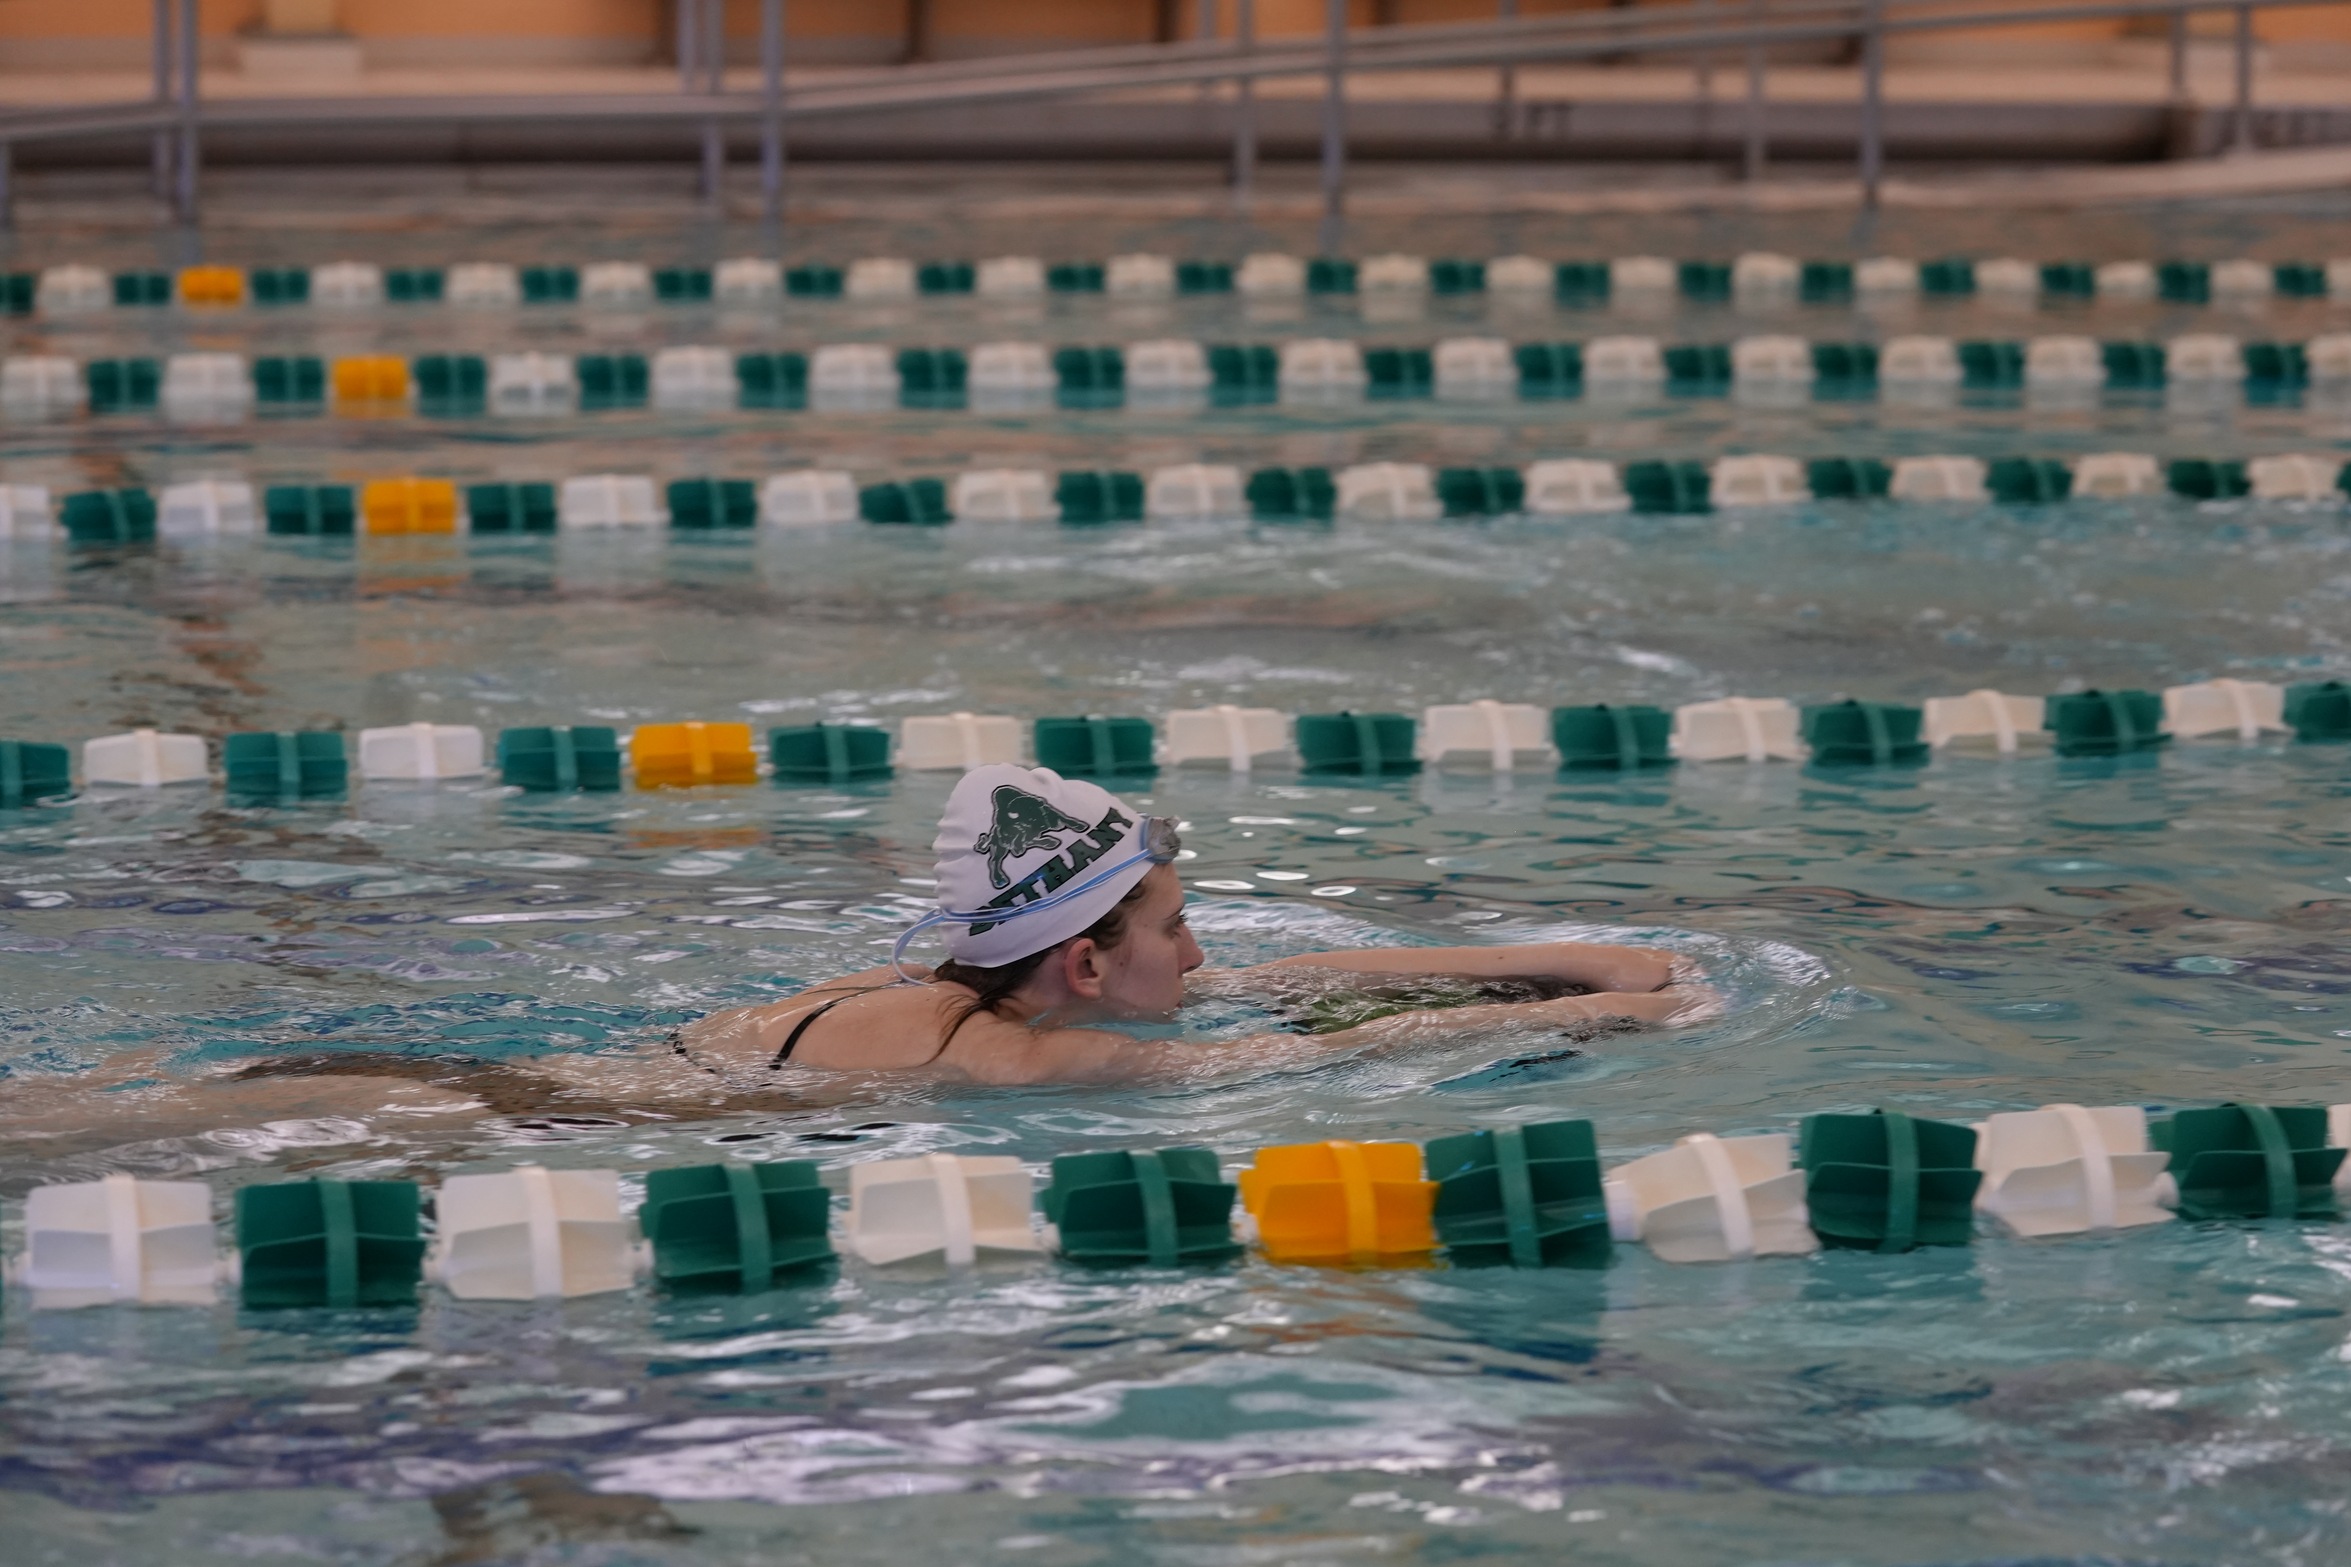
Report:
671,763,1705,1085
1,765,1707,1159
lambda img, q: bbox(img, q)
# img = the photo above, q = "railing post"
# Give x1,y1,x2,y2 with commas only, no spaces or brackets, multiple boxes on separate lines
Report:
1497,0,1517,139
1318,0,1347,255
1857,0,1884,208
1744,0,1767,180
152,0,174,200
1695,0,1715,106
701,0,725,206
1232,0,1257,213
1197,0,1217,100
173,0,199,225
677,0,697,195
2168,8,2188,104
0,140,13,231
2232,3,2255,153
761,0,787,224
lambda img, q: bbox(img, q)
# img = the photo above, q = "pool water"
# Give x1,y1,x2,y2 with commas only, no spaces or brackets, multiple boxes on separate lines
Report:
5,197,2351,1566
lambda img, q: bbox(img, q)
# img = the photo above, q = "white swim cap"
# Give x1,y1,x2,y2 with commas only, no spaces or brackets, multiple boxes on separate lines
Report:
923,764,1157,967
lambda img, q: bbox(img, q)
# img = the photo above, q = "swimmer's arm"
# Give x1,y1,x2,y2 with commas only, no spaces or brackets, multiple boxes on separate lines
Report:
1244,942,1676,995
989,988,1698,1084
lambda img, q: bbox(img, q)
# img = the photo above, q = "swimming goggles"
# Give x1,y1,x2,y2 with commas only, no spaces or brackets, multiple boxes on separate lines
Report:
890,814,1182,980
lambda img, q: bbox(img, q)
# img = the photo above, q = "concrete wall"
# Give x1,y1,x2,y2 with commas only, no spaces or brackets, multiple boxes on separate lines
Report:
0,1,1164,69
0,0,667,69
348,0,666,67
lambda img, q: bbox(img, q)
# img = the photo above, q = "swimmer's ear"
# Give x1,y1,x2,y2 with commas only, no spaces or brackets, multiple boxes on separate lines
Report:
1058,937,1109,1000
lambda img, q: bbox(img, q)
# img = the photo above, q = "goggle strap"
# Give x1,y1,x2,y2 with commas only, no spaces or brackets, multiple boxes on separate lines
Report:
891,840,1162,979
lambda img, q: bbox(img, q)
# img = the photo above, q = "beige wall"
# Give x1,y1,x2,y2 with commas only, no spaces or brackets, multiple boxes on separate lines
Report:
0,0,668,67
925,0,1158,44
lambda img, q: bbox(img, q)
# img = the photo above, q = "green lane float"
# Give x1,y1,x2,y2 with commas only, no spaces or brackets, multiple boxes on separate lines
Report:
1986,458,2073,504
1623,460,1711,514
668,478,759,531
575,353,649,411
1055,470,1145,524
1296,711,1419,777
2285,681,2351,742
1245,466,1335,523
264,484,357,537
1054,346,1124,407
787,264,844,297
222,731,348,801
520,265,579,304
1552,704,1674,770
1425,1121,1612,1270
859,478,952,525
61,487,157,545
1435,467,1525,518
255,355,327,405
1209,343,1280,404
738,351,809,409
2153,1105,2344,1221
1034,716,1158,778
2044,689,2169,757
896,347,967,409
466,482,559,535
0,740,73,807
1515,342,1584,398
1042,1149,1241,1267
768,723,892,785
387,266,444,303
498,725,624,792
1801,701,1930,767
235,1180,427,1309
1798,1110,1982,1253
640,1162,834,1292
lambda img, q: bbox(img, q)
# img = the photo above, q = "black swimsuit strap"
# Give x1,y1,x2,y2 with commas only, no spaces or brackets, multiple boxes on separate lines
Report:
766,1000,860,1071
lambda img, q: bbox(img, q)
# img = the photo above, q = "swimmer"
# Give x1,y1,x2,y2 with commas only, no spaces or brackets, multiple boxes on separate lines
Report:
672,763,1709,1085
0,766,1710,1162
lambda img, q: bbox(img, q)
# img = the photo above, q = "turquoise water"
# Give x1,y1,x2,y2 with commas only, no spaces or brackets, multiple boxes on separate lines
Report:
5,200,2351,1565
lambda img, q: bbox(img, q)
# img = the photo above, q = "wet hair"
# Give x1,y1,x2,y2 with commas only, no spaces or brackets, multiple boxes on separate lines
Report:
931,872,1156,1040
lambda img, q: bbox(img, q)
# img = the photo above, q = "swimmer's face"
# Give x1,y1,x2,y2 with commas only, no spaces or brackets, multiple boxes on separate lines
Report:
1090,864,1203,1020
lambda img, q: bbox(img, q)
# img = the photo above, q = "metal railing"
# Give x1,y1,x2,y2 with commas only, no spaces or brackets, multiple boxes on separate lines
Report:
0,0,2329,231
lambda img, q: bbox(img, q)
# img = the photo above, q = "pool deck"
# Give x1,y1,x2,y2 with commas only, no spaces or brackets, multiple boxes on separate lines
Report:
2,49,2347,166
7,144,2351,235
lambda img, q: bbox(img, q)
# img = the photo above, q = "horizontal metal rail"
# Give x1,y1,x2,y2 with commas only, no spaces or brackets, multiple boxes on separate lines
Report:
775,0,2334,118
0,10,1753,141
0,0,2326,144
667,0,1882,97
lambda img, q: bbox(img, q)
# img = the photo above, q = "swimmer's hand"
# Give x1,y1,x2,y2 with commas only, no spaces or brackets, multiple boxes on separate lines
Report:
1254,979,1715,1062
1547,983,1722,1029
1667,979,1727,1025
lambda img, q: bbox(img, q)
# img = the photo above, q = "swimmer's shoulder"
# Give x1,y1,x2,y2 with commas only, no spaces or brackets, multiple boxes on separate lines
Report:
677,966,972,1072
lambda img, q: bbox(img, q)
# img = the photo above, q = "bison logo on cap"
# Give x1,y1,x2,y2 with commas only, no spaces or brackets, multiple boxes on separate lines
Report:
974,785,1094,888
